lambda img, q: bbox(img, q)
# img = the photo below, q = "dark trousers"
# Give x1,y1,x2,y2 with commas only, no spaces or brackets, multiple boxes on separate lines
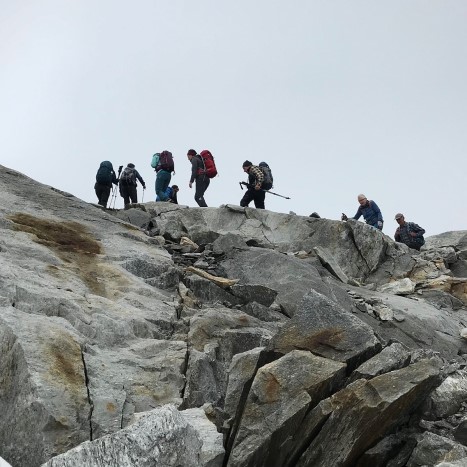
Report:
95,182,112,207
194,176,210,207
240,188,265,209
119,183,137,205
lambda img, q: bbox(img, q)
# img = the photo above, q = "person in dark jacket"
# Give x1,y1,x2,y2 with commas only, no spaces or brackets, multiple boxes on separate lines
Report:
94,161,119,208
187,149,209,207
394,213,425,250
341,194,383,230
240,160,266,209
119,163,146,206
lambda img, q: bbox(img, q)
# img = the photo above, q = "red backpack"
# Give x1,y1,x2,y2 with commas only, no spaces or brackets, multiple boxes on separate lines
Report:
157,150,175,172
198,150,218,178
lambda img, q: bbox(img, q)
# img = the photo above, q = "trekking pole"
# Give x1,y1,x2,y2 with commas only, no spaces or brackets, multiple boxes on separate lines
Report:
239,181,291,200
142,187,145,203
111,165,123,209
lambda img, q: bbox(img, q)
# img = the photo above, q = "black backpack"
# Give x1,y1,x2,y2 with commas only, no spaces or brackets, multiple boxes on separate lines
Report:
96,161,114,184
120,167,136,185
259,162,273,190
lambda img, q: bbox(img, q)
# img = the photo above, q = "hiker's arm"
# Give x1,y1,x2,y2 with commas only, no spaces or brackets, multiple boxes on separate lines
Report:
410,223,425,237
394,228,401,241
189,159,198,184
371,201,383,222
136,171,146,188
352,206,362,220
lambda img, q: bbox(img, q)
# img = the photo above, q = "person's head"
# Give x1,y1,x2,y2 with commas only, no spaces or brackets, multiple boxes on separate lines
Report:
242,160,252,173
187,149,197,161
127,163,135,169
357,194,368,206
395,213,405,225
171,185,179,192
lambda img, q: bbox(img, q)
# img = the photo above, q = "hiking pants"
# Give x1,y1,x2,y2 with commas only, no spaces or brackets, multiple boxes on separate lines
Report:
95,182,112,207
155,170,171,201
120,183,137,205
240,188,265,209
194,175,210,207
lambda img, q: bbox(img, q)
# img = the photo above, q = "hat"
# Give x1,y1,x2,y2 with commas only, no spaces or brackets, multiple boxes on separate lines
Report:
127,163,135,168
395,213,404,220
242,160,252,167
187,149,197,156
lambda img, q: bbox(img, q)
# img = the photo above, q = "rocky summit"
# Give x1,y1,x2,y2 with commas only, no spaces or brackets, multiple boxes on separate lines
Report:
1,165,467,467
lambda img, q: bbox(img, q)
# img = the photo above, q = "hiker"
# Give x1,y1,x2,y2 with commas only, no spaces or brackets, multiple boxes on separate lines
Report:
394,213,426,250
152,151,174,201
341,194,383,230
119,163,146,206
240,160,266,209
94,161,118,208
187,149,210,207
156,185,179,204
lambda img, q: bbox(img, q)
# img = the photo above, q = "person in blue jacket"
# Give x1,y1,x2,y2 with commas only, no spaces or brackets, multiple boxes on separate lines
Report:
156,185,179,203
341,194,384,230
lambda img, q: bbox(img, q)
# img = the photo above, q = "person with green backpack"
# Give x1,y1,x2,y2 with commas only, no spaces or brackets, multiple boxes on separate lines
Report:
151,151,174,201
94,161,118,208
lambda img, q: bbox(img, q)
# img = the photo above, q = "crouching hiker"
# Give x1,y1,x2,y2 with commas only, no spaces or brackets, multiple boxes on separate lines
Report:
119,163,146,206
341,194,384,230
156,185,179,204
240,160,266,209
94,161,118,208
394,213,425,250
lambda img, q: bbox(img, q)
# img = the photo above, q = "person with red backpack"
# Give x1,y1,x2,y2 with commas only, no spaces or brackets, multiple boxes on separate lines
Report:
187,149,217,207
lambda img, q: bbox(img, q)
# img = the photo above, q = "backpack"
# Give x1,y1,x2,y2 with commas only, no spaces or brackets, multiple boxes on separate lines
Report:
259,162,273,190
156,150,174,172
151,153,160,169
120,167,136,185
199,150,218,178
96,161,114,184
408,223,426,246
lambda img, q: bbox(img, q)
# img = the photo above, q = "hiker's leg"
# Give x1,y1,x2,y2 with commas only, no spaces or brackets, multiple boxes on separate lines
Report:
120,185,131,206
195,176,209,207
129,185,138,203
240,189,254,207
101,186,111,207
253,190,265,209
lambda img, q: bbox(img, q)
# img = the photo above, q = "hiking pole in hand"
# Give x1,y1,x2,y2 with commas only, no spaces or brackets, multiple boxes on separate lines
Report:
111,165,124,209
239,181,291,200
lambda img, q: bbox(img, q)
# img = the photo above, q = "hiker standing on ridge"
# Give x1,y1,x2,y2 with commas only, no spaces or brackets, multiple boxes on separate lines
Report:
94,161,118,208
240,160,266,209
119,163,146,206
394,213,426,250
341,194,384,230
187,149,210,207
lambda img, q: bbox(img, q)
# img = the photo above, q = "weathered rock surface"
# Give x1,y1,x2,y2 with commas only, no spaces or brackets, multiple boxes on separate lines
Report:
1,165,467,466
42,404,224,467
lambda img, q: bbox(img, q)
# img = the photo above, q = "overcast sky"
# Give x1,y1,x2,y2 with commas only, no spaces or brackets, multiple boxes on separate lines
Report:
1,1,466,236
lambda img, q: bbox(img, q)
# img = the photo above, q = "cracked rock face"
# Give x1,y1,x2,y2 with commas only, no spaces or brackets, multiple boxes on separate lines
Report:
1,165,467,467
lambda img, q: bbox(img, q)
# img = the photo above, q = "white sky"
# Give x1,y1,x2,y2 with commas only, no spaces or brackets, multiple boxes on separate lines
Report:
1,1,466,236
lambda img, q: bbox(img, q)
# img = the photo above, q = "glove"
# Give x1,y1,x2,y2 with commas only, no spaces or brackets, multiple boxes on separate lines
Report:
341,213,348,221
142,185,146,190
377,221,383,229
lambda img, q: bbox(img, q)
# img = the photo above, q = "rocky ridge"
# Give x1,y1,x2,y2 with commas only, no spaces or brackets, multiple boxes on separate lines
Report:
1,165,467,466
